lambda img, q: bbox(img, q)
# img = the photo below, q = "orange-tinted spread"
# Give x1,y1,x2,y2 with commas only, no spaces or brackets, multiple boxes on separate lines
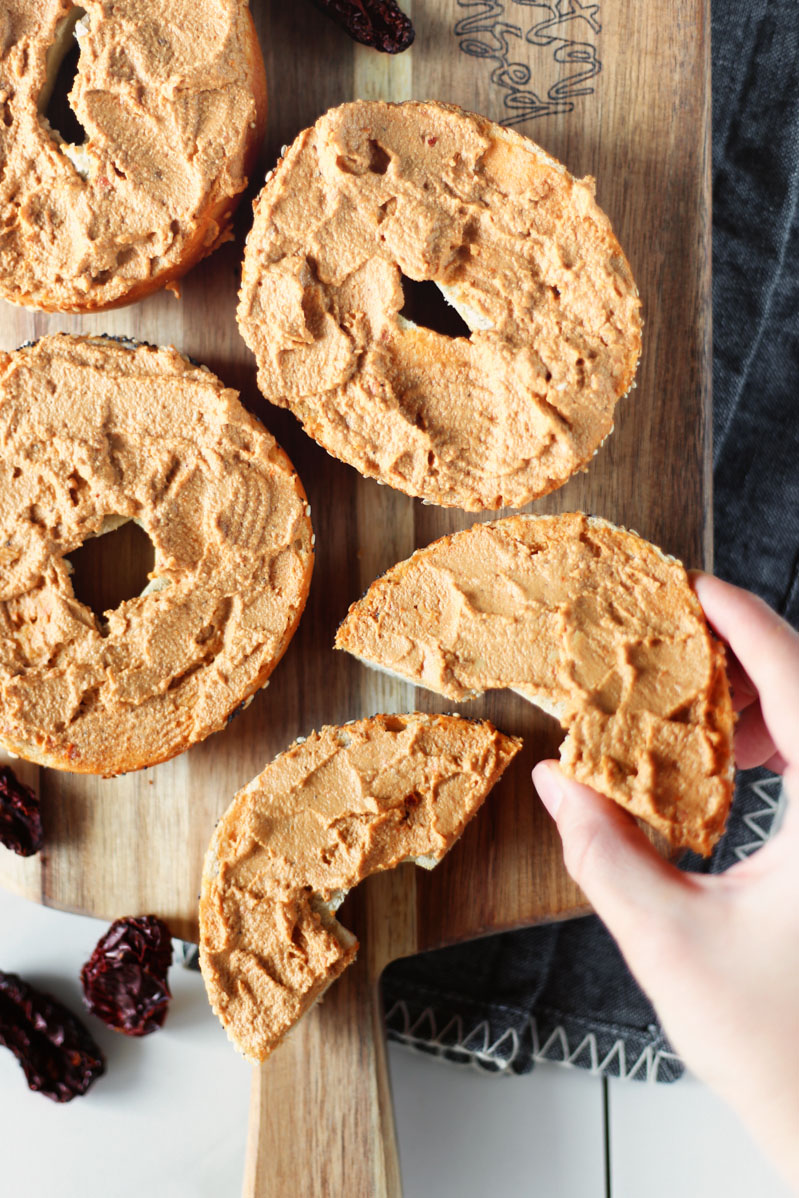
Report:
336,514,734,854
239,101,641,510
199,712,521,1060
0,334,313,773
0,0,263,310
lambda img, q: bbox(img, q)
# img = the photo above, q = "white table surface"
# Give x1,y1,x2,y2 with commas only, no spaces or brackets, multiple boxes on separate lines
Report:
0,883,792,1197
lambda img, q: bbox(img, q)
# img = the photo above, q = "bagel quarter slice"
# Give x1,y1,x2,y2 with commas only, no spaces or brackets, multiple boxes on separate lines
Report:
335,514,735,857
199,713,521,1062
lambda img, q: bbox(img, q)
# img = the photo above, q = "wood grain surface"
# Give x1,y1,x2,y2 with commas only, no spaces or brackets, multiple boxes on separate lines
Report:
0,2,711,1194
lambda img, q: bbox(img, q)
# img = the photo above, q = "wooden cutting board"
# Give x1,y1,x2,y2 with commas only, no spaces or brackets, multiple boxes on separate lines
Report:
0,1,711,1194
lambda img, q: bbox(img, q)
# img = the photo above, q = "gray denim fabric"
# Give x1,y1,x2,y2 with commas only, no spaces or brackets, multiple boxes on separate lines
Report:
382,0,799,1080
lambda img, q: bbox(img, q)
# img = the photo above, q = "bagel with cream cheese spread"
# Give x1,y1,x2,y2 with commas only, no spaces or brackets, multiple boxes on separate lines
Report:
0,1,266,311
238,100,641,511
336,514,734,855
0,333,313,774
199,712,521,1061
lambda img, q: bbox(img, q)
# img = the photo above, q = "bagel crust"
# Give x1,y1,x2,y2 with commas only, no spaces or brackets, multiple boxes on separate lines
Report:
238,100,641,511
336,514,734,856
199,712,521,1062
0,335,313,774
0,1,266,312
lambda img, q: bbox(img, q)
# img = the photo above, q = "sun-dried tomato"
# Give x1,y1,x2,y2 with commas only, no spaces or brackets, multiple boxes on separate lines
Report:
81,915,173,1036
0,970,105,1102
307,0,414,53
0,765,43,857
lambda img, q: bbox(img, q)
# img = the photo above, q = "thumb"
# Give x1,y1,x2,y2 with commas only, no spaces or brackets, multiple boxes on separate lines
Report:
532,761,696,956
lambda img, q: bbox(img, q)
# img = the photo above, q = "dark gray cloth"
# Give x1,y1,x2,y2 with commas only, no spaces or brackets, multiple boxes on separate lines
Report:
382,0,799,1080
712,2,799,623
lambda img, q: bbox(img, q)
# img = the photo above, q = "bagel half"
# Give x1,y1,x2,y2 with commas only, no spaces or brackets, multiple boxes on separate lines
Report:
199,712,521,1062
238,100,641,511
336,514,734,856
0,1,266,311
0,334,313,774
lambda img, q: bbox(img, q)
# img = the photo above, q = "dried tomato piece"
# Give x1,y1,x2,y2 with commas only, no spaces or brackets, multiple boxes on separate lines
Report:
81,915,173,1036
307,0,415,53
0,970,105,1102
0,765,43,857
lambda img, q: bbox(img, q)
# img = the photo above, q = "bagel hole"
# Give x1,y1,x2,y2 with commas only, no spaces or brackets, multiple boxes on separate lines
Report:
68,519,156,631
41,7,87,149
368,140,391,174
399,277,471,339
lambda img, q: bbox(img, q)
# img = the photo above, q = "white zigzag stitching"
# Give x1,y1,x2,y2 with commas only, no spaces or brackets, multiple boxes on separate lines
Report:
527,1018,680,1082
384,1000,682,1083
734,776,785,861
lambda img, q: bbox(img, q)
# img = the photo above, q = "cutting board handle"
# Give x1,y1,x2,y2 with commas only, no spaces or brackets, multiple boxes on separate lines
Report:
242,886,403,1197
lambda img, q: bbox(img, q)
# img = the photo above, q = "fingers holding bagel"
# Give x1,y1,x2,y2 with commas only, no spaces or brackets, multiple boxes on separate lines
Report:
693,573,799,772
532,761,694,956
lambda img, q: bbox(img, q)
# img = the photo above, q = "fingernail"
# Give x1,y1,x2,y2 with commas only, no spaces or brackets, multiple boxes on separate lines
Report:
533,763,563,819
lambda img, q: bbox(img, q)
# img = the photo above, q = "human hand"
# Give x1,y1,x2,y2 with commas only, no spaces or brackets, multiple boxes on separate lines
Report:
533,573,799,1190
